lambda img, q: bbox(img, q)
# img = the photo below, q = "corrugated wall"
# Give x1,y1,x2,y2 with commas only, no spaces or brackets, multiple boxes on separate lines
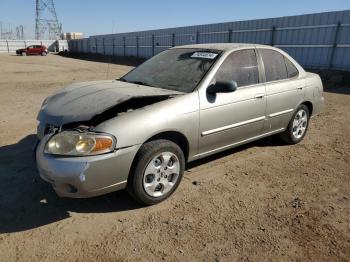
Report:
0,40,69,53
69,10,350,70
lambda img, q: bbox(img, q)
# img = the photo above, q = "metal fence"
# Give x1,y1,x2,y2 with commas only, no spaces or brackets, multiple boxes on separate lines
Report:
0,40,69,53
69,10,350,70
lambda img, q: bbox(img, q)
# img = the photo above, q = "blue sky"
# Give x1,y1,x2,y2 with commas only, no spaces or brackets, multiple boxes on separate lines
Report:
0,0,349,38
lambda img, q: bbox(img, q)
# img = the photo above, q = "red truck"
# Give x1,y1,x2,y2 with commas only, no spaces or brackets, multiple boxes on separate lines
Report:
16,45,48,56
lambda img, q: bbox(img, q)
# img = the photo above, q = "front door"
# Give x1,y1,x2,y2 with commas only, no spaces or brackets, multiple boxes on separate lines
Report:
198,49,267,156
26,46,34,54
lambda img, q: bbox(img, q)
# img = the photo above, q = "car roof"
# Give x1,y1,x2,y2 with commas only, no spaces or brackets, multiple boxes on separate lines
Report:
172,43,306,74
172,43,271,51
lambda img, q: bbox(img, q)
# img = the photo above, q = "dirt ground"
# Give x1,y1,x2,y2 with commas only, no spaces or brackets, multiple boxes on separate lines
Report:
0,53,349,262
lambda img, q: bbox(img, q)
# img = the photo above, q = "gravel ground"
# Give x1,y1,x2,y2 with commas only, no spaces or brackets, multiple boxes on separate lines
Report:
0,53,349,262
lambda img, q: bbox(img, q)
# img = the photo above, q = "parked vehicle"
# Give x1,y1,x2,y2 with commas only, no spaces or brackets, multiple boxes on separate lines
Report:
36,43,324,205
16,45,48,56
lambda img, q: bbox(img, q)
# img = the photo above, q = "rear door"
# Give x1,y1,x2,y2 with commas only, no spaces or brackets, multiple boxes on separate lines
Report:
198,49,267,155
258,48,305,131
34,45,42,54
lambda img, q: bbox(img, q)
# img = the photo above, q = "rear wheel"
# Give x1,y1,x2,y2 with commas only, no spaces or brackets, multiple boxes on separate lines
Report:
127,139,185,205
279,104,310,144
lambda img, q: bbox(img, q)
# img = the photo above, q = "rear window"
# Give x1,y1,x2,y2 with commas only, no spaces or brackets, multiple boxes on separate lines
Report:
260,49,288,82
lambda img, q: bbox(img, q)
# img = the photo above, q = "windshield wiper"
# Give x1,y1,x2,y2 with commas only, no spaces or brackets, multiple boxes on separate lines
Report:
118,78,156,88
129,80,155,87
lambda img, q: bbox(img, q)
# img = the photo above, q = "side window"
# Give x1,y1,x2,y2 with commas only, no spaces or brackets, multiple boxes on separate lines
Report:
284,57,299,78
260,49,288,82
214,49,259,87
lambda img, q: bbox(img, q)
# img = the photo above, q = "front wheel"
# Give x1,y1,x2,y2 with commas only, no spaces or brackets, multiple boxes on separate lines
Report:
21,52,27,56
41,51,47,56
127,139,185,205
279,104,310,144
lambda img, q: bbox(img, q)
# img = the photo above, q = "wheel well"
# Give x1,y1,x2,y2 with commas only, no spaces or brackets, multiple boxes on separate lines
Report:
146,131,189,162
302,101,313,116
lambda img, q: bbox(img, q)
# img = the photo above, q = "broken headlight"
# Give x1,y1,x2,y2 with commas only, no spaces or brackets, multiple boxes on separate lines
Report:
45,131,116,156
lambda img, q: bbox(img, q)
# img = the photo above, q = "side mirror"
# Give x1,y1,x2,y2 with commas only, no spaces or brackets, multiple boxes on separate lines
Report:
207,80,238,94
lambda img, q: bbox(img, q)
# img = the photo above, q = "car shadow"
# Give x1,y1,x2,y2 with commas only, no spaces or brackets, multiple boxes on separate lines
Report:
0,133,284,233
186,136,285,170
0,135,142,233
56,52,145,67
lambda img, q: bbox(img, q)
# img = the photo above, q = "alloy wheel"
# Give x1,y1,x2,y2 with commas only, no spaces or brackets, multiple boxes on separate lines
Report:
292,109,308,139
143,152,180,197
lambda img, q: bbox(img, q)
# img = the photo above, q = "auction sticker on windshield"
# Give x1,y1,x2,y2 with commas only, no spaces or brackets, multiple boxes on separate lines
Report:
191,52,218,59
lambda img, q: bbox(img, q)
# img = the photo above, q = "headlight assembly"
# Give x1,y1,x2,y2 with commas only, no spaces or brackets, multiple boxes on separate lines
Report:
45,131,116,156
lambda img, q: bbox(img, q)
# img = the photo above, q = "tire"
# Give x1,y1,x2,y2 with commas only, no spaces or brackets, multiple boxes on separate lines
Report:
21,52,27,56
127,139,185,205
279,104,310,144
41,51,47,56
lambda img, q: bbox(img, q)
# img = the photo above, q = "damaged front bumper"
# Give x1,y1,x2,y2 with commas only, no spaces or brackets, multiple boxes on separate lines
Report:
36,134,140,198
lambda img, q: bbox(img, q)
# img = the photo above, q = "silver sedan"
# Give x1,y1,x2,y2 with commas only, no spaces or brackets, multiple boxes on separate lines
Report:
36,43,324,205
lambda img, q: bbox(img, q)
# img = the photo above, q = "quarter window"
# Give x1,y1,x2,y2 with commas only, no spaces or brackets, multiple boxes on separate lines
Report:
284,57,299,78
260,49,288,82
214,49,259,87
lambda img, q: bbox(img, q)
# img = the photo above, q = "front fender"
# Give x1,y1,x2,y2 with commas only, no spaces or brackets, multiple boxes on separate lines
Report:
94,92,199,156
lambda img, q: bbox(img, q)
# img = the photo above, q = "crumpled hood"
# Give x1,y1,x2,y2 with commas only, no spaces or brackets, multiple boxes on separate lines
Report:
37,80,183,125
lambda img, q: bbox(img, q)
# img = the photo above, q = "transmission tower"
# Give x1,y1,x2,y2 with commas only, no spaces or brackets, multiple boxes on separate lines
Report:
16,25,24,40
0,22,14,40
35,0,62,40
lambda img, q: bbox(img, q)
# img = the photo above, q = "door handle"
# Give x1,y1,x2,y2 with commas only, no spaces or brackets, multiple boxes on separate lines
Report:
254,93,265,99
297,86,304,90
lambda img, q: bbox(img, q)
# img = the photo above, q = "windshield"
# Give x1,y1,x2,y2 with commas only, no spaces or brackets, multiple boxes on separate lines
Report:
120,48,221,93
